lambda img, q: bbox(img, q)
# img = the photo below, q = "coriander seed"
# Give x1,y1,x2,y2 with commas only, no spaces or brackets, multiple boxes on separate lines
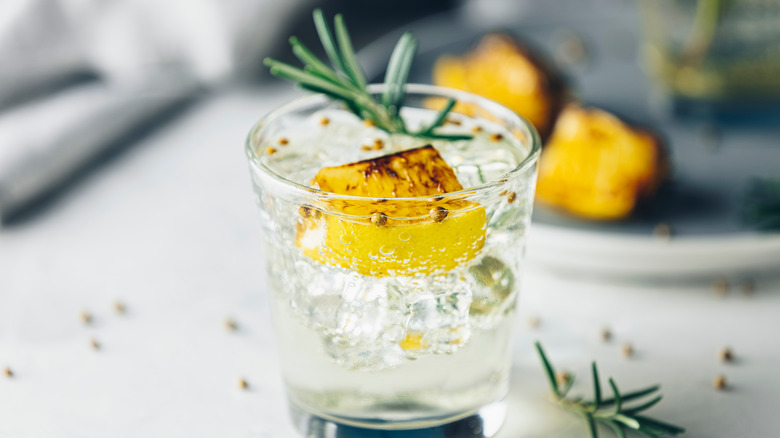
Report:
714,374,727,390
621,343,633,358
371,212,388,227
299,205,312,219
239,379,249,389
472,126,482,133
81,311,93,325
719,347,733,363
557,371,572,386
490,133,503,142
527,315,540,328
712,278,729,296
90,339,101,350
373,139,384,150
653,222,672,240
600,328,612,342
320,117,330,126
225,319,238,331
265,146,278,155
507,192,517,204
360,145,372,152
430,206,448,222
114,301,126,314
363,119,375,127
3,367,12,378
278,137,289,146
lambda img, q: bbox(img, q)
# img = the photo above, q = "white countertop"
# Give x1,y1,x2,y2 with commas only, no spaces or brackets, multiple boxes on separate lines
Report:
1,86,778,438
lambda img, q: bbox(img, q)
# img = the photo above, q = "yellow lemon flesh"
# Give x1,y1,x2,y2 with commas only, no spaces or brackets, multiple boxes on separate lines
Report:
295,145,486,277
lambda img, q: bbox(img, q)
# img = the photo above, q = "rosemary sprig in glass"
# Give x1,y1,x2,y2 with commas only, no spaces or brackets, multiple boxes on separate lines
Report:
263,9,471,141
535,342,685,438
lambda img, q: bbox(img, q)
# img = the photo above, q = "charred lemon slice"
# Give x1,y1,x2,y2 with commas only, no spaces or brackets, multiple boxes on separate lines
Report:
535,105,667,220
296,145,486,277
433,34,562,137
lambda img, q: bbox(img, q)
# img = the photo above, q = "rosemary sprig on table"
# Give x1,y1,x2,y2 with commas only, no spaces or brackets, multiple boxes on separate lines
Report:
263,9,471,141
743,178,780,231
536,342,685,438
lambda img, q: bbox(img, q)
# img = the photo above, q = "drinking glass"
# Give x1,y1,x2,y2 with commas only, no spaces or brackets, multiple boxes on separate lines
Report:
245,84,540,436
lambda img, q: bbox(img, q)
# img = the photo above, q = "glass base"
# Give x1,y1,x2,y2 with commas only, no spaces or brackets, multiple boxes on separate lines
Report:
288,399,506,438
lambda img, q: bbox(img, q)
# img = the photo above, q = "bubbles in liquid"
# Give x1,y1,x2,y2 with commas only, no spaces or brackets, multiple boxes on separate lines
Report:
339,234,353,245
398,232,411,242
379,245,395,256
368,251,379,260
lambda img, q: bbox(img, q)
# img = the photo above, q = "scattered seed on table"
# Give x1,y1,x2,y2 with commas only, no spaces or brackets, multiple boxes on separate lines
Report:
225,319,238,331
81,311,93,325
238,379,249,390
719,347,733,363
3,367,12,378
556,371,572,386
714,374,727,390
527,315,540,329
712,278,729,297
600,327,612,342
653,222,672,240
114,301,126,315
740,279,755,296
90,339,101,350
621,343,634,358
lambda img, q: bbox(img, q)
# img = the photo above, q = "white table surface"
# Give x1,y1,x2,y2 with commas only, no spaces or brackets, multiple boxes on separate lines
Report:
1,86,778,438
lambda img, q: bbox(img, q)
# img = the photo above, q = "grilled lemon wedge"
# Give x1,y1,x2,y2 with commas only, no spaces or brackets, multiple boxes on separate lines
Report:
296,145,486,276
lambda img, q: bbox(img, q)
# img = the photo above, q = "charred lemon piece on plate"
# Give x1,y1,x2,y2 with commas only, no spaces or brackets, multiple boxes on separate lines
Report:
296,145,486,277
433,34,562,137
535,105,668,220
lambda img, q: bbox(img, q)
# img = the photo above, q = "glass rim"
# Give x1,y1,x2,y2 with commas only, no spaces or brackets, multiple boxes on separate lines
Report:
245,83,541,202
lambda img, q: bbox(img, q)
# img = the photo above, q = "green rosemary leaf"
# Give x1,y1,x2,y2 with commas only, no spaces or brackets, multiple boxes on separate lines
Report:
584,412,599,438
608,378,622,413
383,32,416,111
418,98,457,136
290,37,342,85
592,362,603,408
623,395,663,415
613,414,640,430
266,60,356,102
334,14,367,89
312,9,345,73
418,133,473,141
634,415,686,434
535,342,561,397
601,385,659,406
605,420,627,438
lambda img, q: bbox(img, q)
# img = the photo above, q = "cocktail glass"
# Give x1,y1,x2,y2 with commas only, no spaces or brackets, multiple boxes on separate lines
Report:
245,84,540,436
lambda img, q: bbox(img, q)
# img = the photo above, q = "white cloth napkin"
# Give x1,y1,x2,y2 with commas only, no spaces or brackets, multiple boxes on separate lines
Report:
0,0,310,220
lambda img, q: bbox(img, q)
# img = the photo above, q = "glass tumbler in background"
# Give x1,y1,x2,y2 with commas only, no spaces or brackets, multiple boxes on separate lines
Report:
245,84,540,436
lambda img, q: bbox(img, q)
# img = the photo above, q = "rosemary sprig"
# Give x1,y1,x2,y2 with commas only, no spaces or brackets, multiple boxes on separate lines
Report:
263,9,471,141
743,178,780,231
535,342,685,438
